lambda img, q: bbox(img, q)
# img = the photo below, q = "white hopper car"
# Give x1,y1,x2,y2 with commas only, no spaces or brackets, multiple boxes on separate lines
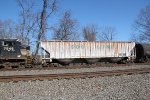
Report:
39,41,136,65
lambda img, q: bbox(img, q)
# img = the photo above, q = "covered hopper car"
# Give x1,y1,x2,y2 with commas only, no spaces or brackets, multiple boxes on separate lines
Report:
39,41,136,65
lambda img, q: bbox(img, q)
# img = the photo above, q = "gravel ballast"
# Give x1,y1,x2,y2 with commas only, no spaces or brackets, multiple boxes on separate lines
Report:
0,73,150,100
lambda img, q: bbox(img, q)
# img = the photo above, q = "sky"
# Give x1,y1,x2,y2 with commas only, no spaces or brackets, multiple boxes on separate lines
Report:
0,0,150,41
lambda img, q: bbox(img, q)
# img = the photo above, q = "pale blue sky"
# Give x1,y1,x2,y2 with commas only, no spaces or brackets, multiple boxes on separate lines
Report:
0,0,150,41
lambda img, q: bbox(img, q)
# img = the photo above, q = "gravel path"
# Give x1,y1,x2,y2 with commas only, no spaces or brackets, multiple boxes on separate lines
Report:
0,73,150,100
0,65,150,76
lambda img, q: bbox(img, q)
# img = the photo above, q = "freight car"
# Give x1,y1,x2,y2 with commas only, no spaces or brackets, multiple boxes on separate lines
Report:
39,41,137,65
135,43,150,62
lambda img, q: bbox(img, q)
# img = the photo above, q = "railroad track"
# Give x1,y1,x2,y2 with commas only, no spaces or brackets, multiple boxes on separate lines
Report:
0,68,150,82
0,62,149,71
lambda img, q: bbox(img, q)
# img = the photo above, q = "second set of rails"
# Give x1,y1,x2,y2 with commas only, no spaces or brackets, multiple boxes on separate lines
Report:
0,64,150,82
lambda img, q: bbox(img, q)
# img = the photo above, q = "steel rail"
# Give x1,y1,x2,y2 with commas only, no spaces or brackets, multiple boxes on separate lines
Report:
0,68,150,82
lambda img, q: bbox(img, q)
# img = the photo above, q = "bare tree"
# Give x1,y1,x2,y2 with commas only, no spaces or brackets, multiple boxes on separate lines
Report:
0,20,2,36
17,0,37,45
130,32,139,42
0,19,16,39
0,20,6,38
83,24,97,41
133,5,150,42
16,0,57,55
52,11,78,40
99,26,117,41
35,0,57,56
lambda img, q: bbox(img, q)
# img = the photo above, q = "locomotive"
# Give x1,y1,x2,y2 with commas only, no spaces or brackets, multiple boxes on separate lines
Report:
0,39,150,69
0,39,31,69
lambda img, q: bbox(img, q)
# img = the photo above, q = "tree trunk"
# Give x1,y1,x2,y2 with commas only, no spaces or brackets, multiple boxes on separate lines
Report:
34,0,47,56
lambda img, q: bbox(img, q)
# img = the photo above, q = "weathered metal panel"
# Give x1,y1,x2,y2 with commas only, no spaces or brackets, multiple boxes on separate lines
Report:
40,41,136,59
